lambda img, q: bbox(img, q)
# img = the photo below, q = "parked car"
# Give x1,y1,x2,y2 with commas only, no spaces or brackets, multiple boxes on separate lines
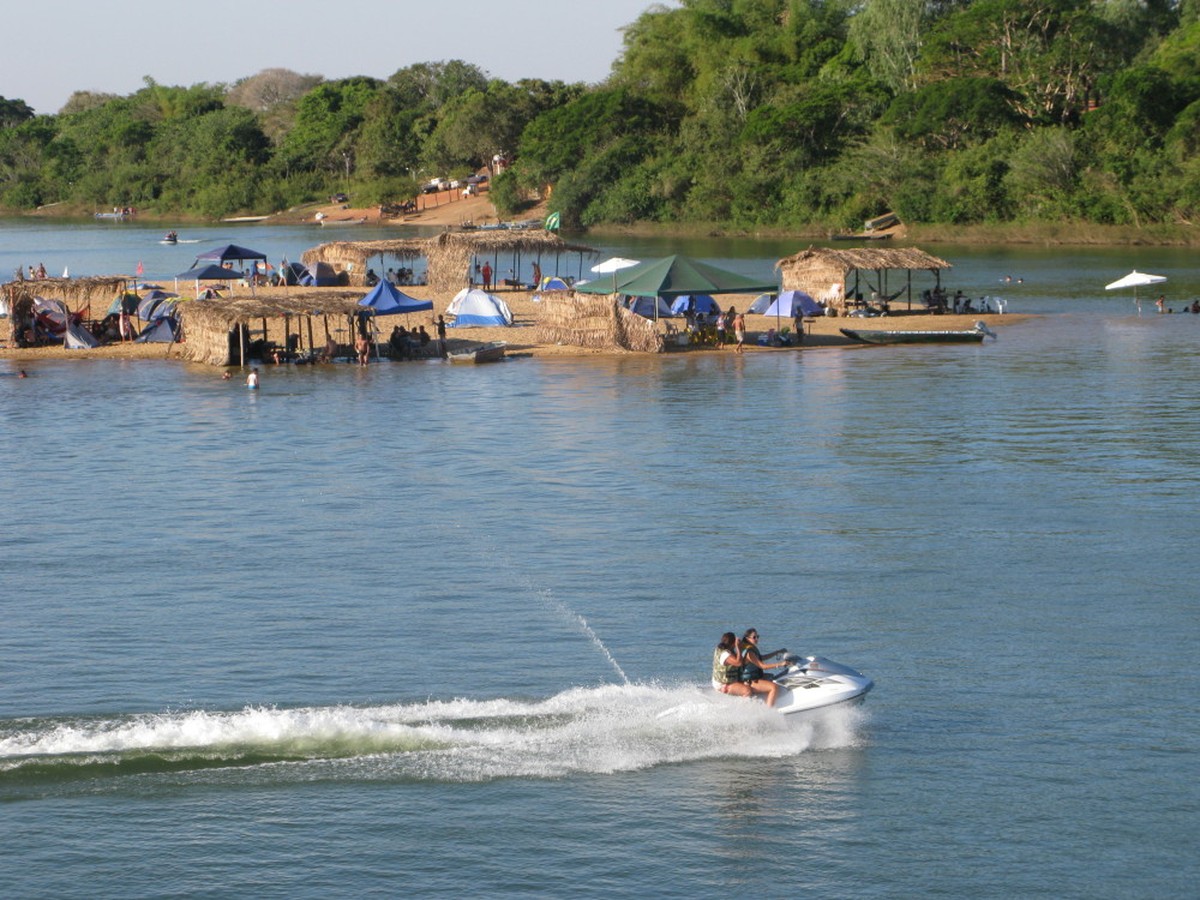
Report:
331,192,349,203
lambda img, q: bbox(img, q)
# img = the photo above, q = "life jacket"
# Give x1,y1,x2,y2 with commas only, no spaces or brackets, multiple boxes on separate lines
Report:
712,647,742,685
740,644,765,682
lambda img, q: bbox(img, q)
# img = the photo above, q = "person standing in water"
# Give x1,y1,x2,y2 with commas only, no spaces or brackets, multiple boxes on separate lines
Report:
246,368,260,389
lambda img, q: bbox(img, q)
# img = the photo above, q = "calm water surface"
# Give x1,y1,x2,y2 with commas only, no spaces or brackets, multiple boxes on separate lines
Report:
2,223,1198,897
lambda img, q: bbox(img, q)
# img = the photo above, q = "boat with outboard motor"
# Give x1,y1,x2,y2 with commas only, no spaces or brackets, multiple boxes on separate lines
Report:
765,655,874,715
840,320,995,345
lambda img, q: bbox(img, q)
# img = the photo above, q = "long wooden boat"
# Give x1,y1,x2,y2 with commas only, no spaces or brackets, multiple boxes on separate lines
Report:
839,327,987,345
448,341,507,363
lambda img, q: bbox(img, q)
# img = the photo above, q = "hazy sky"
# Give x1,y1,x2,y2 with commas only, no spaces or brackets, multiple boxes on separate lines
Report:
5,0,675,115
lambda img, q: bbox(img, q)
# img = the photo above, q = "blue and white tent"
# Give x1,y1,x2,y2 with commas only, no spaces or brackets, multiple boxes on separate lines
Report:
669,294,720,316
748,292,775,315
761,289,822,318
446,288,513,327
627,296,673,319
135,317,178,343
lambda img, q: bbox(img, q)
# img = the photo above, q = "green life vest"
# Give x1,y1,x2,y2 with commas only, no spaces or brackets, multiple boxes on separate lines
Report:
712,647,742,684
740,645,765,682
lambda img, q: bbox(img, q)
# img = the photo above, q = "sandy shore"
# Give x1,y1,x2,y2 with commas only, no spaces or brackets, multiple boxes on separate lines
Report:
1,280,1029,364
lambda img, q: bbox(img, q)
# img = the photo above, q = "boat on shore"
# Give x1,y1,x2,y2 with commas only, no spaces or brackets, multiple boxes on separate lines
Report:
448,341,507,364
840,321,993,345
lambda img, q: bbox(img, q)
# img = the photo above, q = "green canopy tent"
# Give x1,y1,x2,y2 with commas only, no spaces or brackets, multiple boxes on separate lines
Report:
574,254,778,299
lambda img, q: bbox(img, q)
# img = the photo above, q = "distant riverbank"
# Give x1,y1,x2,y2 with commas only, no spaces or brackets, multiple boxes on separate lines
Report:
12,201,1200,246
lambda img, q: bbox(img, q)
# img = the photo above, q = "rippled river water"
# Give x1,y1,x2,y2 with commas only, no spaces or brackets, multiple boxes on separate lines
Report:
2,222,1198,897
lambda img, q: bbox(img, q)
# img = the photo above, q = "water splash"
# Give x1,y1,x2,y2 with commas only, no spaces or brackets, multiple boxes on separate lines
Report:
532,585,629,684
452,523,630,684
0,686,867,788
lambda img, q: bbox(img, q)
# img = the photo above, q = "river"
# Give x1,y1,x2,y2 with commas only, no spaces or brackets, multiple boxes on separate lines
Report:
1,219,1198,897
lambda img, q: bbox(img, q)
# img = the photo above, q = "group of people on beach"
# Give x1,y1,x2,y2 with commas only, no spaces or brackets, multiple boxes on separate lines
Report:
674,305,750,350
712,629,791,707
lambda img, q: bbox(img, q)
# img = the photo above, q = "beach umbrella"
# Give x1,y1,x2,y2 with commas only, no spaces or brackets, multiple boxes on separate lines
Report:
591,257,639,274
591,256,641,294
1105,270,1166,314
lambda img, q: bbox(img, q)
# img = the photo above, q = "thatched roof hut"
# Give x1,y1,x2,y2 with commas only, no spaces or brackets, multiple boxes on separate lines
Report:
179,290,376,366
532,293,664,354
423,231,595,294
299,239,427,287
776,247,953,311
301,231,594,292
3,277,129,344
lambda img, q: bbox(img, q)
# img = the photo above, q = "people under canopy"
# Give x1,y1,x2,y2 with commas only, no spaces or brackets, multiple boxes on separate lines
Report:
358,279,433,316
445,288,514,327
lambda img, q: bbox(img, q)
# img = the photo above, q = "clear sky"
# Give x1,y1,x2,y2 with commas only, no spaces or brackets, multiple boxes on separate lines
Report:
5,0,675,115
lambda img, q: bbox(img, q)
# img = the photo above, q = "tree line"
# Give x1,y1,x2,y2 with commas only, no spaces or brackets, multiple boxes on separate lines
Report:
3,0,1200,232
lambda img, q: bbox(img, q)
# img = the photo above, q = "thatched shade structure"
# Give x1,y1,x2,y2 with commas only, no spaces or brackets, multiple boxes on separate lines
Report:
299,239,426,287
423,231,595,294
179,290,385,366
301,231,594,293
775,247,953,311
4,277,130,344
532,293,663,353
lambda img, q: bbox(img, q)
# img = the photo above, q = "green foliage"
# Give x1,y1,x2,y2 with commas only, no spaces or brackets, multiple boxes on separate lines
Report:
884,77,1023,149
6,5,1200,229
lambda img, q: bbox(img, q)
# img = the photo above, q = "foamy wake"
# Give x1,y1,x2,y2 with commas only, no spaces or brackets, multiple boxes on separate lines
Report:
0,683,869,783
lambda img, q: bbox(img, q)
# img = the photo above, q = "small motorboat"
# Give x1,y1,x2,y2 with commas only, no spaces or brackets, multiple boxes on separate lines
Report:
769,655,874,715
448,341,507,364
840,320,995,345
160,230,178,244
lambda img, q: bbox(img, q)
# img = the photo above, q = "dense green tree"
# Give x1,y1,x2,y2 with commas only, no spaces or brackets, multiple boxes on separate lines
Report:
0,97,35,129
883,76,1024,149
918,0,1124,125
276,77,381,176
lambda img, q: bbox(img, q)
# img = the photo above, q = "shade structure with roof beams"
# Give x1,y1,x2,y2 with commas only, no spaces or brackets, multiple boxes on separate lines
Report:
357,279,433,316
194,244,268,266
574,255,777,299
1105,270,1166,314
175,264,239,296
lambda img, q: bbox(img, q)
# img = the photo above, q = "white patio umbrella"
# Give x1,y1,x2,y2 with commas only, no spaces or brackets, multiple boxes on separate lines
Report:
590,257,640,293
1105,270,1166,314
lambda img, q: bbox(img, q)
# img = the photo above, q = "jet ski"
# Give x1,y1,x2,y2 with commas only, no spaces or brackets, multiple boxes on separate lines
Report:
769,655,874,715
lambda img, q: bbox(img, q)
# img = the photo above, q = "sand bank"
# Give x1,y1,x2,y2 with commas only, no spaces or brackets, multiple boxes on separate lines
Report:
1,281,1028,364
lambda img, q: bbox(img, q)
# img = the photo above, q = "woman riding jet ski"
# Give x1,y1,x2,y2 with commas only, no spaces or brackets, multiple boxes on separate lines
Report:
712,629,873,715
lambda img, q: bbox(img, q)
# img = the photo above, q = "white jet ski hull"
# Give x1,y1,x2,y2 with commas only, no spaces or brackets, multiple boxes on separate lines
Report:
771,656,874,715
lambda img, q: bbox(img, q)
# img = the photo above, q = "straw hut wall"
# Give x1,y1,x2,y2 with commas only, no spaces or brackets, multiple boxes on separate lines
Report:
533,293,664,353
3,277,129,344
300,239,427,287
775,247,952,311
179,290,373,365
